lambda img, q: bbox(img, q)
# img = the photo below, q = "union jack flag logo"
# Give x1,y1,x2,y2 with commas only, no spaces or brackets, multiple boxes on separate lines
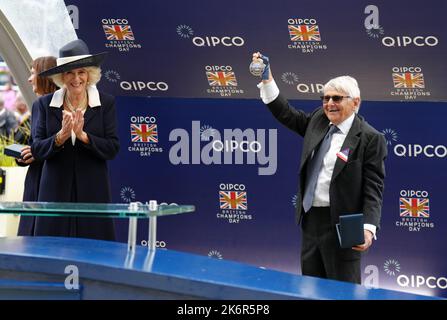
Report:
336,148,350,162
288,25,321,41
103,25,135,41
131,124,158,143
392,73,425,89
206,71,237,86
219,191,247,210
399,197,429,218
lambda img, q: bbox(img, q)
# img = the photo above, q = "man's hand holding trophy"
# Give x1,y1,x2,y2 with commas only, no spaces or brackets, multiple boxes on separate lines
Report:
249,52,271,81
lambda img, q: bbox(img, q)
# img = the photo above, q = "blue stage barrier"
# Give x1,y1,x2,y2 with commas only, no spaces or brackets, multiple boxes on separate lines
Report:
0,237,440,300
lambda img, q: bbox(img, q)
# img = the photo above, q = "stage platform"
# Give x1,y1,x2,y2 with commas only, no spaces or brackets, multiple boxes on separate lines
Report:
0,237,440,300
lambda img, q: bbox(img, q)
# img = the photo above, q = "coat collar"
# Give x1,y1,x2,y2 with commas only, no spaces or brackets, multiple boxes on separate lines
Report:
49,85,101,108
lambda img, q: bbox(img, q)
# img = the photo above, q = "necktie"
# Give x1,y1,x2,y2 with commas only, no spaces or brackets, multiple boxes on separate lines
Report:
302,125,339,212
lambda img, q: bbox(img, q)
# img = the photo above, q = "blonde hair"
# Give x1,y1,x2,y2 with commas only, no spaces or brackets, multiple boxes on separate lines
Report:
51,66,102,88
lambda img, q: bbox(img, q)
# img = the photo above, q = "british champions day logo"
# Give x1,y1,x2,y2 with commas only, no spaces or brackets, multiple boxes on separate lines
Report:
390,67,431,100
287,18,327,53
102,18,142,52
217,183,252,224
396,190,435,232
129,116,163,157
168,121,277,176
205,65,244,97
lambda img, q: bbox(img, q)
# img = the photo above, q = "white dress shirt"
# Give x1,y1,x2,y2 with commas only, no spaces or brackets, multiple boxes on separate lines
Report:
312,114,354,207
258,80,377,237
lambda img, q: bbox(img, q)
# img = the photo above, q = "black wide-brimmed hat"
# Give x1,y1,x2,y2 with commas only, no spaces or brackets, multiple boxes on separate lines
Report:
39,39,107,77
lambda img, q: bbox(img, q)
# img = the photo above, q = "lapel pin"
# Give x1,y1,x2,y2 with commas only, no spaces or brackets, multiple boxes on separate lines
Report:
336,148,350,162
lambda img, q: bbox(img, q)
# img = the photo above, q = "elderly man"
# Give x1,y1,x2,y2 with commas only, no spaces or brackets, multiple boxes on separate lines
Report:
253,52,387,284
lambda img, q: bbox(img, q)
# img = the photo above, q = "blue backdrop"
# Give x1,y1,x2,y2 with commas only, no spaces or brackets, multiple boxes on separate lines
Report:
65,0,447,297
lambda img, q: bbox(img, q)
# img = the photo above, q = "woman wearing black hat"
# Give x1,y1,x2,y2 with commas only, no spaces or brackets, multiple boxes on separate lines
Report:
31,39,120,240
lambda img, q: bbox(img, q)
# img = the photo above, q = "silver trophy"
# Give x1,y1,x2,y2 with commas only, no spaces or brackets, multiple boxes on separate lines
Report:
249,58,266,77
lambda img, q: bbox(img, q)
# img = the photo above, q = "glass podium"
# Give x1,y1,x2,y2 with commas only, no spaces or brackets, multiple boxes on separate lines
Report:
0,201,195,252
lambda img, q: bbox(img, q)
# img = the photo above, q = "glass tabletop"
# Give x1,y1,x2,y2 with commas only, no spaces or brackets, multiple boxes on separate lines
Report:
0,201,195,218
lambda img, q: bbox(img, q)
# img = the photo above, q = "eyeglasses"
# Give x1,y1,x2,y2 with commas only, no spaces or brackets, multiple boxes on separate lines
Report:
320,95,351,103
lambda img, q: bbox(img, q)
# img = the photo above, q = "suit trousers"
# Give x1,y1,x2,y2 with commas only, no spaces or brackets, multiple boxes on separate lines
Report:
301,207,361,284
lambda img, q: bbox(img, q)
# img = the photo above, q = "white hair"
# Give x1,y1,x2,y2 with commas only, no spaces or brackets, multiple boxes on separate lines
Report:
324,75,361,98
50,66,102,88
323,75,361,112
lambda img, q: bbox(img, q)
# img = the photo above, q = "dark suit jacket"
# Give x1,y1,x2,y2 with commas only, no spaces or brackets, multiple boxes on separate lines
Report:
268,94,387,228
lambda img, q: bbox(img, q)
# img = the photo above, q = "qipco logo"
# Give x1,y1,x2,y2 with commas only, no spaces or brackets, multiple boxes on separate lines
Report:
392,66,422,73
397,274,447,290
120,81,169,91
212,139,262,153
400,190,428,198
288,18,317,25
192,36,245,47
382,36,438,47
102,18,129,25
219,183,246,191
394,144,447,158
140,240,167,248
205,65,233,72
130,116,156,124
296,83,324,94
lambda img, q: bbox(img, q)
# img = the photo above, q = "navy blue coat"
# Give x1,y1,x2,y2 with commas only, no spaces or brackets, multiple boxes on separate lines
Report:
31,91,120,240
17,103,43,236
